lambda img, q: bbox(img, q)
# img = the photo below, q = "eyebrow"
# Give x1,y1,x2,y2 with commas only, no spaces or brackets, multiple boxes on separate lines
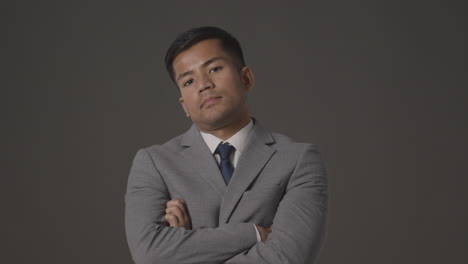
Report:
176,56,226,82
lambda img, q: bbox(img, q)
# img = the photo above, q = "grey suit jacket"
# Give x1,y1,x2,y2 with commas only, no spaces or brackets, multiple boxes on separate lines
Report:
125,120,328,264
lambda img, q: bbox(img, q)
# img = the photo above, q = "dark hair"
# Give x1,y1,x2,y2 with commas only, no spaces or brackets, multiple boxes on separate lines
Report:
165,26,246,83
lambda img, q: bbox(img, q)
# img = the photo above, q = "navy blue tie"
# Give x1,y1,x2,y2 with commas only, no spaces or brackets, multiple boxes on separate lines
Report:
215,142,235,184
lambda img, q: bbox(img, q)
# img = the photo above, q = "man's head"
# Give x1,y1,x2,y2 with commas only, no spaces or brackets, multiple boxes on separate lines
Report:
165,27,254,134
165,27,246,83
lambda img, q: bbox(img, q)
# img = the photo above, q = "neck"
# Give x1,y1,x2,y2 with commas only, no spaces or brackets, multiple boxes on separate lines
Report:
200,113,251,140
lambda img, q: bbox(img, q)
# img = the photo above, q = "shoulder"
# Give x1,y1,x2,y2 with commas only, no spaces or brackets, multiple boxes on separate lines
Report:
268,131,327,179
133,132,186,163
252,118,320,152
269,131,321,153
147,133,184,152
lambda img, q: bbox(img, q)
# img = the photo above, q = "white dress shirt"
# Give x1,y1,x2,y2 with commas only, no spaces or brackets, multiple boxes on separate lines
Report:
199,118,262,242
200,119,253,169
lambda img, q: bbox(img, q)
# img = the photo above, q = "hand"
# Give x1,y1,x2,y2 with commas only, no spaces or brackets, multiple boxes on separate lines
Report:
255,225,272,242
164,199,192,230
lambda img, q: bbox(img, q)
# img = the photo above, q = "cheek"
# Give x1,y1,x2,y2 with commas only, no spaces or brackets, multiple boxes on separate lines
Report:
182,95,199,111
213,69,238,83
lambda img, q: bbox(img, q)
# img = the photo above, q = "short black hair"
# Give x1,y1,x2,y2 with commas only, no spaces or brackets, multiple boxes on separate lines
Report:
165,26,246,83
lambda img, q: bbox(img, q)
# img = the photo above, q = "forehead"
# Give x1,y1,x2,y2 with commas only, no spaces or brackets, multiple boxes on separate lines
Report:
172,39,231,74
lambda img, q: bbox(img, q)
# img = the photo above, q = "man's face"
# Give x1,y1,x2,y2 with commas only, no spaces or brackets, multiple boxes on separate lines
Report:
172,39,254,131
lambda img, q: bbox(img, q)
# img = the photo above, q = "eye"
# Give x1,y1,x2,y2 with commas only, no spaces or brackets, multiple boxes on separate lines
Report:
209,66,223,73
183,79,194,87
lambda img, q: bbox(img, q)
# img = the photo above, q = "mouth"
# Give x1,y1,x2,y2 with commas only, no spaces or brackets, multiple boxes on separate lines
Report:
201,96,222,108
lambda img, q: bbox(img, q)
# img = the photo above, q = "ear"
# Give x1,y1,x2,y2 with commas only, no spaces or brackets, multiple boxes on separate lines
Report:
240,66,254,91
179,97,190,117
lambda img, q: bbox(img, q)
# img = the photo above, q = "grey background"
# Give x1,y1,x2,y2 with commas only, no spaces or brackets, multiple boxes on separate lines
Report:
4,1,467,263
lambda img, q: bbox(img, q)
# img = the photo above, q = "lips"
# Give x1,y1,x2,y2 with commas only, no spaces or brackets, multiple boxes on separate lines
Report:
201,96,222,108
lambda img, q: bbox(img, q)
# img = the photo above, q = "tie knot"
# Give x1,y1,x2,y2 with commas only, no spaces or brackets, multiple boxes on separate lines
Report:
215,142,235,160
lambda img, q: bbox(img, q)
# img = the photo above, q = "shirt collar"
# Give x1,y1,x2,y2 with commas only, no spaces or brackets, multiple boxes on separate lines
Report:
200,118,254,155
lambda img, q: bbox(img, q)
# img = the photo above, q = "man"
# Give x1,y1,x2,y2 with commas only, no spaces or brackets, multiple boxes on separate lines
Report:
125,26,328,264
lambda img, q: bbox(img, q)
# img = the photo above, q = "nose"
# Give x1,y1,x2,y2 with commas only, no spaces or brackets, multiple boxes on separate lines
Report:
198,74,215,93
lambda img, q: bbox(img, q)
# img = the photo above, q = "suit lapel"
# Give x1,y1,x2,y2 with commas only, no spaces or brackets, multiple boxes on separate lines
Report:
219,121,277,224
179,124,226,196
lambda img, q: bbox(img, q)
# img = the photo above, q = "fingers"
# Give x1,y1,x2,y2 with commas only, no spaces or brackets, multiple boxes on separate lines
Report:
166,200,189,220
165,204,186,223
164,199,192,229
164,213,179,227
166,199,188,214
256,225,272,242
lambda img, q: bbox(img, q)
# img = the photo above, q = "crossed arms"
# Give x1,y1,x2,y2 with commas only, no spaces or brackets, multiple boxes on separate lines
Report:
164,199,272,242
125,144,328,264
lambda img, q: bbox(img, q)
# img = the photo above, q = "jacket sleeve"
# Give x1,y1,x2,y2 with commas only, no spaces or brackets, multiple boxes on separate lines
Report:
125,149,257,264
225,144,328,264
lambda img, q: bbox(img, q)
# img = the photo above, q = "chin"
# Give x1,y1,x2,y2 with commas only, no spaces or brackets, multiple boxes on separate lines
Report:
198,114,230,129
